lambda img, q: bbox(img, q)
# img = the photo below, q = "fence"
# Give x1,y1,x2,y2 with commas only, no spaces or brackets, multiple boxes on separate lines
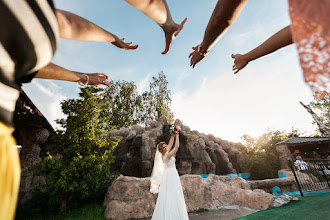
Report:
288,159,330,196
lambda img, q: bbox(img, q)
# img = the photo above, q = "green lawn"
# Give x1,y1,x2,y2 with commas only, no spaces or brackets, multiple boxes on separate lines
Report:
17,193,330,220
237,193,330,220
15,204,106,220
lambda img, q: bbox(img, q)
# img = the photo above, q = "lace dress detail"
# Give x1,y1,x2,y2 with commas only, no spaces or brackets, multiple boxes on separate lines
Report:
288,0,330,99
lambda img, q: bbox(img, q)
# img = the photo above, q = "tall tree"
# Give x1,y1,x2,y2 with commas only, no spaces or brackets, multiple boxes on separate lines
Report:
104,72,174,128
310,95,330,136
104,80,143,129
33,87,120,209
241,130,300,180
142,71,174,125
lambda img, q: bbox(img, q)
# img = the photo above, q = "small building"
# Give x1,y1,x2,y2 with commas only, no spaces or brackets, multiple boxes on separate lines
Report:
276,137,330,169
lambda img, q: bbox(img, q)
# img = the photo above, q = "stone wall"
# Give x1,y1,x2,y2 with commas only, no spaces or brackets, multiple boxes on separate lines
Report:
276,144,292,169
249,177,297,194
14,124,50,203
13,93,54,203
108,117,246,178
103,175,276,220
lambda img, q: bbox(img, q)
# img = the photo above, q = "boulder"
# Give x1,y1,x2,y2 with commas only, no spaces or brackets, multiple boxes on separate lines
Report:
249,177,297,194
271,194,298,207
104,175,275,220
110,117,246,178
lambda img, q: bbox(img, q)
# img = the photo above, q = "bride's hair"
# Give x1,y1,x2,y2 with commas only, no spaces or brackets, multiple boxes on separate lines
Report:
157,142,166,154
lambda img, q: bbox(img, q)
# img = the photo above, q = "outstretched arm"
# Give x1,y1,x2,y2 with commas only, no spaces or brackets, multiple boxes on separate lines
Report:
232,25,293,74
56,9,138,50
167,133,179,159
189,0,248,68
35,63,112,87
166,134,176,153
125,0,187,54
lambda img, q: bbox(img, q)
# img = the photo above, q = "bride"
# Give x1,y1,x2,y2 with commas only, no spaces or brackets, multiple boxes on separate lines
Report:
150,132,189,220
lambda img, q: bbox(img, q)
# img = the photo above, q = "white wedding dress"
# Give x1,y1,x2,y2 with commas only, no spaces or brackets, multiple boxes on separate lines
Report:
151,155,189,220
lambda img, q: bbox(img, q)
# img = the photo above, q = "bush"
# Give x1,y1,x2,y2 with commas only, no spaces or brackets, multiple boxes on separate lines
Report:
31,87,120,213
241,130,299,180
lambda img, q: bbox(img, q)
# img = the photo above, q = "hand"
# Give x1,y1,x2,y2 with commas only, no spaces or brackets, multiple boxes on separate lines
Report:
111,36,138,50
85,73,112,87
189,45,206,68
232,54,249,74
161,18,187,55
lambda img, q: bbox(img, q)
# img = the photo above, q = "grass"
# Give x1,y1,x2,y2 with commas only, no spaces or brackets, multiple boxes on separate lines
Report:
237,192,330,220
196,208,208,213
15,203,106,220
17,192,330,220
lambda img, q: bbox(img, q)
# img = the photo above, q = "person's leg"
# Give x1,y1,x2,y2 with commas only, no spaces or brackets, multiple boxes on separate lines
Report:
0,122,21,220
125,0,187,54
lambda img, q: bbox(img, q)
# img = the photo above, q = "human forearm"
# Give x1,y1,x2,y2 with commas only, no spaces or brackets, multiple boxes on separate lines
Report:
167,135,175,152
125,0,186,54
167,134,179,158
190,0,247,68
201,0,248,52
35,63,86,83
175,134,179,149
56,9,137,50
125,0,172,26
56,10,116,43
35,63,112,87
232,25,293,74
244,25,293,62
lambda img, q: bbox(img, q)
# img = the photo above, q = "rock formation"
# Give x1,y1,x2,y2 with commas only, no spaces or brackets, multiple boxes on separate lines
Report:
14,91,54,203
276,144,292,169
104,175,280,220
108,117,246,177
249,177,297,194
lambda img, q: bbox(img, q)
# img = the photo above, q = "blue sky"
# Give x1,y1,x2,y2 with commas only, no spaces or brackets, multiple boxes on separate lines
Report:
23,0,318,142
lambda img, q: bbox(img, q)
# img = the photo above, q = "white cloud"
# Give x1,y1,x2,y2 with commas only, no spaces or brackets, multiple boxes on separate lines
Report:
137,74,150,94
171,52,318,142
22,80,67,130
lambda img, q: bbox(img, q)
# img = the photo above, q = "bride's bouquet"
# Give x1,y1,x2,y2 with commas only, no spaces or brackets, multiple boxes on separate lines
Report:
170,124,181,135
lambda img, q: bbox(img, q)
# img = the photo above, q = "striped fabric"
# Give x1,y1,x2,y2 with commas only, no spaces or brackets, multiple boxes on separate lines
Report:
0,0,59,127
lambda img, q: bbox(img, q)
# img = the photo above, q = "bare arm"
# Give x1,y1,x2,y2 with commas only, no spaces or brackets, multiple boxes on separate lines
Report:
232,25,293,73
167,133,179,159
125,0,186,54
35,63,112,87
125,0,172,25
189,0,247,68
166,134,176,153
56,9,138,50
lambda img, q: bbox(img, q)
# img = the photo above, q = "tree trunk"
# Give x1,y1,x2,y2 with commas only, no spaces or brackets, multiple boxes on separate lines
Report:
300,102,330,137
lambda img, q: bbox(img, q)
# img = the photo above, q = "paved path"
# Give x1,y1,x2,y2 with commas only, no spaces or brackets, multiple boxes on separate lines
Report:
139,206,257,220
188,206,257,220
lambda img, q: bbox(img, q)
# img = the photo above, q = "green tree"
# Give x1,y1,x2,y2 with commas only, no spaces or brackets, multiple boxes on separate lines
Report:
33,87,120,210
241,130,300,180
104,80,143,129
310,95,330,131
142,71,174,125
104,72,174,128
